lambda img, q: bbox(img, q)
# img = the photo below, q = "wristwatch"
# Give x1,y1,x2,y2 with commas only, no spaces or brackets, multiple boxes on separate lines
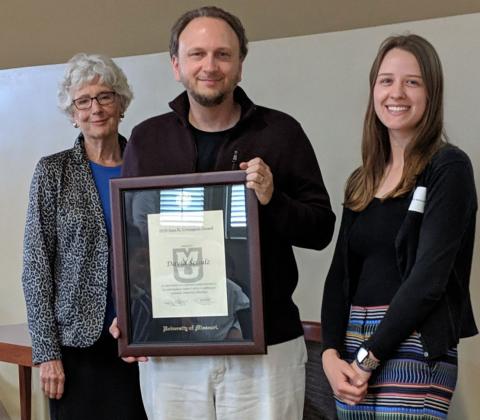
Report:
355,346,380,372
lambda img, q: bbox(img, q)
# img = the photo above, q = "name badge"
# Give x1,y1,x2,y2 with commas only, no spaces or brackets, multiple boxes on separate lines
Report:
408,186,427,213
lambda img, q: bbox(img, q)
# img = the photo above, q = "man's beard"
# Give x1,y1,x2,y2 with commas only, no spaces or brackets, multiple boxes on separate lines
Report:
189,90,226,107
181,71,241,108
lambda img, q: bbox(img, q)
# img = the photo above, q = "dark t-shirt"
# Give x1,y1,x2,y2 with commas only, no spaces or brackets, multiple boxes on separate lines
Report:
348,196,410,306
191,125,232,172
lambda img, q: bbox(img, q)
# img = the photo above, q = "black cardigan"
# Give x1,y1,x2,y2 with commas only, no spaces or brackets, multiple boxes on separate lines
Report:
321,144,478,360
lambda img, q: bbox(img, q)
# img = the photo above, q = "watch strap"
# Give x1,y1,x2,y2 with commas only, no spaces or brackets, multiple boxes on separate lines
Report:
355,346,380,371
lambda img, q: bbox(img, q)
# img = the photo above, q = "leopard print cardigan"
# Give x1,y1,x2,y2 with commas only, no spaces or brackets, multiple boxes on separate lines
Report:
22,135,126,364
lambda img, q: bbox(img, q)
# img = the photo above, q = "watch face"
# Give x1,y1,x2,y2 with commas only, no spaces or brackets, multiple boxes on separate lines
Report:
357,347,369,363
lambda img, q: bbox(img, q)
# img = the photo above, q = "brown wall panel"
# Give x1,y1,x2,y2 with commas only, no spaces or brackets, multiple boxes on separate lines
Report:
2,0,480,69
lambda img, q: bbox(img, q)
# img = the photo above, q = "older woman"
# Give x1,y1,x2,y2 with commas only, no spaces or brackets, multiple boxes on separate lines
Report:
321,35,477,419
22,53,146,419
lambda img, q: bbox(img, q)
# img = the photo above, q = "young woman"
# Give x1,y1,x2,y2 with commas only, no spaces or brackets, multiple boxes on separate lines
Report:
321,34,477,419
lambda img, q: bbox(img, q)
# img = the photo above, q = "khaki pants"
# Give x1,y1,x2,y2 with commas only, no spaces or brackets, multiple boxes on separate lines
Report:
139,335,307,420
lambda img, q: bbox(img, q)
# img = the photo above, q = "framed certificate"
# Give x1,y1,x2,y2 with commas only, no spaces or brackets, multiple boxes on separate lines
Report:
110,171,265,357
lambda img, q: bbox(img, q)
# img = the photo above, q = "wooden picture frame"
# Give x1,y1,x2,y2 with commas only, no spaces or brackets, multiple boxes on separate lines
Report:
110,171,265,357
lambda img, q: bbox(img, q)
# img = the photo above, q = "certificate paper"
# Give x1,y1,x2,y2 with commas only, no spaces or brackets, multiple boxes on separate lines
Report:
148,210,228,318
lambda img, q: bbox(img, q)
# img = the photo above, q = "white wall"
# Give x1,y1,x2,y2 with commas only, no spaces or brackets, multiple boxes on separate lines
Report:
0,12,479,420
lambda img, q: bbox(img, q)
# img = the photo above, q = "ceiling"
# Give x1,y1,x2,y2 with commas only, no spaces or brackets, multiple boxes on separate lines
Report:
1,0,480,69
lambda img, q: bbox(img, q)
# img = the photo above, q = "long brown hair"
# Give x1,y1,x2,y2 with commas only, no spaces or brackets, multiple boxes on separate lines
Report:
345,34,447,211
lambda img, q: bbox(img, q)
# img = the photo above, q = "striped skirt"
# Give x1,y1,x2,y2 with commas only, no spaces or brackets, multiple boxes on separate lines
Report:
336,305,457,420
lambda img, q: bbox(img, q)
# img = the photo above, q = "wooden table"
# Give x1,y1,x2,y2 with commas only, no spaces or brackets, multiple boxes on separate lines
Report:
0,323,34,420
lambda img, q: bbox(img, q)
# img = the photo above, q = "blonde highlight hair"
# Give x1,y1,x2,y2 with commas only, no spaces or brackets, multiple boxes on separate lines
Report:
345,34,446,211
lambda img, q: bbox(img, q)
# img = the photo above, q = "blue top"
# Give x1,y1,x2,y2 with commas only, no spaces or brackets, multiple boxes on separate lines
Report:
89,161,122,332
89,161,122,238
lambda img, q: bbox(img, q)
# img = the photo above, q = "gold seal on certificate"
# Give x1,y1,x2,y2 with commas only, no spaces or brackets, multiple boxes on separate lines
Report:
148,209,228,318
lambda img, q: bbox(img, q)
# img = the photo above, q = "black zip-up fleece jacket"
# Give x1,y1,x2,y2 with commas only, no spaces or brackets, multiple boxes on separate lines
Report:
122,87,335,345
322,144,478,360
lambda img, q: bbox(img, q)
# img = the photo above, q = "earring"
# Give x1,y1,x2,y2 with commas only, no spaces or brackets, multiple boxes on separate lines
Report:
120,113,125,119
73,122,79,128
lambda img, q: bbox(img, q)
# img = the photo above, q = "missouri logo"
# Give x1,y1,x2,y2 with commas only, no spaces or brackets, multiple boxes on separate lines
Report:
169,246,209,283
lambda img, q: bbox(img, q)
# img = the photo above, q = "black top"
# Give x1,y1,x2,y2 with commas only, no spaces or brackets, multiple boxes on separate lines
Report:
191,126,232,172
349,196,409,306
321,144,478,360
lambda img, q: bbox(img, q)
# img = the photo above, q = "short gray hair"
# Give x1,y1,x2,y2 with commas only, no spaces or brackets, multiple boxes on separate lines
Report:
58,53,133,117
